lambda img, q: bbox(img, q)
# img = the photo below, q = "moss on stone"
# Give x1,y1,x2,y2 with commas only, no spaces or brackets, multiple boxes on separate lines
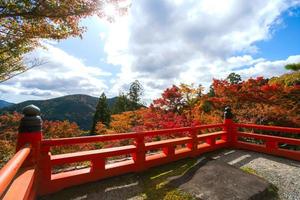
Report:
138,158,197,200
240,166,258,175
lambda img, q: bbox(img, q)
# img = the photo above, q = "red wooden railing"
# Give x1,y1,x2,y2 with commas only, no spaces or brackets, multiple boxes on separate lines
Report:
0,145,35,200
0,105,299,199
39,123,227,194
234,123,300,161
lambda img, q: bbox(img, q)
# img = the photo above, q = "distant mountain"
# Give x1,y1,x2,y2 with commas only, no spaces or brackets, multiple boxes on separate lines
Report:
0,100,14,109
1,94,117,130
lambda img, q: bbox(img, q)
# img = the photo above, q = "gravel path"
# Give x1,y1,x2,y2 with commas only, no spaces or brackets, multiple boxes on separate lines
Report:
209,149,300,200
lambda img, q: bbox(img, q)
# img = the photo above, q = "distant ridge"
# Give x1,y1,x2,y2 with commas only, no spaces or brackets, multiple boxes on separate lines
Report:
1,94,117,130
0,100,14,109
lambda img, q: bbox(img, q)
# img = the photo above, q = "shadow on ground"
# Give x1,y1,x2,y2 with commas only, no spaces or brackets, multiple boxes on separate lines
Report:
39,158,198,200
40,149,300,200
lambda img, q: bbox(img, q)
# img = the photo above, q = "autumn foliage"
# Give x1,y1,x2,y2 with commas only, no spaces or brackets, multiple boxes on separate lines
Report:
108,73,300,132
0,72,299,167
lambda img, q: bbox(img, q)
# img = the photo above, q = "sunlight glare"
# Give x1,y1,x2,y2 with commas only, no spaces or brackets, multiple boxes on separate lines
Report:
104,4,117,17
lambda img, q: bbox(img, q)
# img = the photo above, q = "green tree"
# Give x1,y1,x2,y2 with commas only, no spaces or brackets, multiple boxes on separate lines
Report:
128,80,144,110
0,0,127,82
208,84,215,97
285,63,300,71
91,92,111,134
226,72,242,84
111,93,131,114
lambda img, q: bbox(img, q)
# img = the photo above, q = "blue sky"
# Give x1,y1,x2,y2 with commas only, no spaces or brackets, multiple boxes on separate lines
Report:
1,0,300,103
255,8,300,60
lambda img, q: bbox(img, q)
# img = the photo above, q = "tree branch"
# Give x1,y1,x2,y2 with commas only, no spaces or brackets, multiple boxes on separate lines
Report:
0,59,47,83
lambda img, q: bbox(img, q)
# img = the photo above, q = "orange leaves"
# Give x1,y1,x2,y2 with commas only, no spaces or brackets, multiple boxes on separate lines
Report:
209,74,300,127
0,112,21,141
95,122,112,135
43,120,82,139
110,111,134,133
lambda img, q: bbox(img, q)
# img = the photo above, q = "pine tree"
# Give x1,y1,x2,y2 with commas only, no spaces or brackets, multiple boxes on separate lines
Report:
128,80,144,110
111,93,131,114
91,93,111,134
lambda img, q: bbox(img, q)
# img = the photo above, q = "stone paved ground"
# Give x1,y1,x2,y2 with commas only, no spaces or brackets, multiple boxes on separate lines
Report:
40,149,300,200
170,159,273,200
209,149,300,200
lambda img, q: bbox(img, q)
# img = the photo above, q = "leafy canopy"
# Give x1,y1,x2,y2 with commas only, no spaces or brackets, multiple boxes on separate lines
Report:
226,72,242,84
0,0,127,82
285,63,300,71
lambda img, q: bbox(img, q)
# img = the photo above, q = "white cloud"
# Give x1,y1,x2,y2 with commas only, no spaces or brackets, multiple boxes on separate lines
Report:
102,0,300,101
0,42,111,101
2,0,300,103
238,55,300,79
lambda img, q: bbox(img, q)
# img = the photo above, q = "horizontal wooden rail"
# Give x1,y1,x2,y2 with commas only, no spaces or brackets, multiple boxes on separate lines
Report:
238,132,300,146
236,123,300,134
145,137,192,150
143,124,225,137
236,128,300,161
38,124,226,195
42,132,139,147
51,145,137,166
197,131,226,139
42,124,225,147
0,146,31,197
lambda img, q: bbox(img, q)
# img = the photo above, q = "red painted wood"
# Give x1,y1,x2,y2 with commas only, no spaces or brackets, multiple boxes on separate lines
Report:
236,123,300,134
51,145,137,166
194,123,225,129
2,167,36,200
38,146,51,196
145,137,192,150
42,124,225,147
237,132,300,146
0,146,31,197
197,131,226,139
133,134,146,172
45,160,136,195
17,132,42,167
4,120,300,198
236,141,300,161
187,129,198,157
42,132,139,147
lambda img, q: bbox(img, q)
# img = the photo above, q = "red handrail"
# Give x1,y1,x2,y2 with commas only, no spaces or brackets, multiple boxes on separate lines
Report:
0,145,31,197
236,123,300,133
42,132,138,147
42,124,225,147
234,124,300,161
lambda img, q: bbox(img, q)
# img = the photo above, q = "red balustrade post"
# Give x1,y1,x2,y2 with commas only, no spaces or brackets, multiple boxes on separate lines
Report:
187,128,198,157
163,145,175,160
133,133,145,172
206,137,216,146
91,158,105,175
17,105,42,168
223,106,237,148
39,145,51,194
266,141,278,152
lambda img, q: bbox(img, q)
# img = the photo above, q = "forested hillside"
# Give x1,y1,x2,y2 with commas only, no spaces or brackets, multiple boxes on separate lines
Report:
1,94,117,130
0,100,14,109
